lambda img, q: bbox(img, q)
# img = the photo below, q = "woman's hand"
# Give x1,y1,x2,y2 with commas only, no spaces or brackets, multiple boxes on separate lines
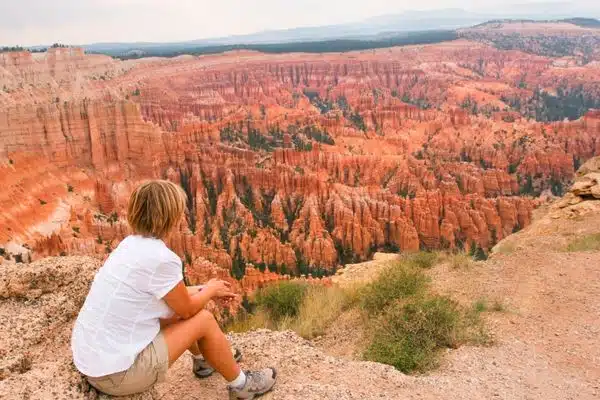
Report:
205,278,236,299
163,280,237,320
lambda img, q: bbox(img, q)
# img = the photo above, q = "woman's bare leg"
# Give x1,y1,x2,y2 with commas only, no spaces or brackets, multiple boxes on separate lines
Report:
188,341,202,356
161,309,240,381
160,316,202,356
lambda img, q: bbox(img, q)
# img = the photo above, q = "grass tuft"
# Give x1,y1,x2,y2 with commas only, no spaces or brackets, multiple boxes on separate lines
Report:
491,300,506,312
360,262,429,315
255,281,308,322
226,283,359,339
405,251,438,269
473,298,488,313
566,233,600,252
291,284,359,339
448,252,473,269
473,298,506,313
226,309,271,333
363,296,488,373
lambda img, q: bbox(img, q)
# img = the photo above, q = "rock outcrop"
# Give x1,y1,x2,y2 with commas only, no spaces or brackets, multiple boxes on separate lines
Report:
0,255,403,399
0,257,98,393
571,157,600,198
556,156,600,208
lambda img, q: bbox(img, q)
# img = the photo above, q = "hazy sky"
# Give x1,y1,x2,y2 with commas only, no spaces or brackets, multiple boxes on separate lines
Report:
0,0,597,46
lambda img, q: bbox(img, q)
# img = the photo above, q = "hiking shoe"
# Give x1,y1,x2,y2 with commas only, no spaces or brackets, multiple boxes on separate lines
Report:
228,368,277,399
193,348,243,379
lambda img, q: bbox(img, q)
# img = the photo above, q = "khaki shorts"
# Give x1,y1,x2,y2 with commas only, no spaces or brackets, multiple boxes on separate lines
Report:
87,332,169,396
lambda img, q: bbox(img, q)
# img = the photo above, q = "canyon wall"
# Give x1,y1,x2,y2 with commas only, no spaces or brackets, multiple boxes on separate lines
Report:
1,38,599,287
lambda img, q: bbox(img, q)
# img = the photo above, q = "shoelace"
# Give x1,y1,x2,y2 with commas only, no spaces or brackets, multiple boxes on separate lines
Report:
245,371,266,391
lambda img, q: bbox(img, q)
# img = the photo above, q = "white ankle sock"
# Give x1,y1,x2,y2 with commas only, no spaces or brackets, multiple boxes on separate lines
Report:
228,371,246,388
188,351,204,360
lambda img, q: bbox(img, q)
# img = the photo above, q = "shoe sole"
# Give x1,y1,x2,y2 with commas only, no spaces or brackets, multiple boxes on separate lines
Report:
194,349,243,379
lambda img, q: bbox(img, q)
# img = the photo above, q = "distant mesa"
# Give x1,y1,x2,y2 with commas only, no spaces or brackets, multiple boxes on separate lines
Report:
467,17,600,30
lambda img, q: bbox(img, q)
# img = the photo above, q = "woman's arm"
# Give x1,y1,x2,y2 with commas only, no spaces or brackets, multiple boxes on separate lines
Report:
159,314,181,328
160,288,204,327
162,279,235,320
186,285,205,295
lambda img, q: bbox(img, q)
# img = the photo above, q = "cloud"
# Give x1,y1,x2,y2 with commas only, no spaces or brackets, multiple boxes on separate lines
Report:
0,0,597,46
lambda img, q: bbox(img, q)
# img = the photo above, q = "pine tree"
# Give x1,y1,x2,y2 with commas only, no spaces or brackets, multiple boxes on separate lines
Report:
231,246,246,280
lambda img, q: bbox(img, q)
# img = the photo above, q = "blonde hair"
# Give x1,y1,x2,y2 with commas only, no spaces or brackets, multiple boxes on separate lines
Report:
127,180,187,239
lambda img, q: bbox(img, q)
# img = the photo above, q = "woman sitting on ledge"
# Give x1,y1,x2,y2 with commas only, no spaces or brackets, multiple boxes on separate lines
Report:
71,180,277,399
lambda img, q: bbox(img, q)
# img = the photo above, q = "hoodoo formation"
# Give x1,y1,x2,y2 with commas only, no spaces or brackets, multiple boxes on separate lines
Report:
1,24,600,289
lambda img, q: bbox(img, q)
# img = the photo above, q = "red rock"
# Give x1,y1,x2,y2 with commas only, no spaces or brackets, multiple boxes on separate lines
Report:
1,41,599,288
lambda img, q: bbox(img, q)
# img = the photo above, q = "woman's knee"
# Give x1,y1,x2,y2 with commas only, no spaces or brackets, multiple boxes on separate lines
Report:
192,309,217,327
188,310,220,339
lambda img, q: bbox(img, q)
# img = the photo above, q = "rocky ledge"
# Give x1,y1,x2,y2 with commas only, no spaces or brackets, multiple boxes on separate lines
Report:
0,256,408,400
556,156,600,207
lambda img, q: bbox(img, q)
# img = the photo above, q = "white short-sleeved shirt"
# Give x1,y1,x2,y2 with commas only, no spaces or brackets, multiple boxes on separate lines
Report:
71,235,183,377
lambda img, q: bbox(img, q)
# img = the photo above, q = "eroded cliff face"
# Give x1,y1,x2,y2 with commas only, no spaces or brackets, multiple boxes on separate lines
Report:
1,38,599,286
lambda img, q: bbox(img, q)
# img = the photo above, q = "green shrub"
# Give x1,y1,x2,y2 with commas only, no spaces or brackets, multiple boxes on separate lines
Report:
360,263,429,315
255,281,308,322
566,233,600,252
473,298,505,313
406,252,438,269
473,298,488,313
364,296,484,373
108,211,119,224
470,245,488,261
349,112,366,132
